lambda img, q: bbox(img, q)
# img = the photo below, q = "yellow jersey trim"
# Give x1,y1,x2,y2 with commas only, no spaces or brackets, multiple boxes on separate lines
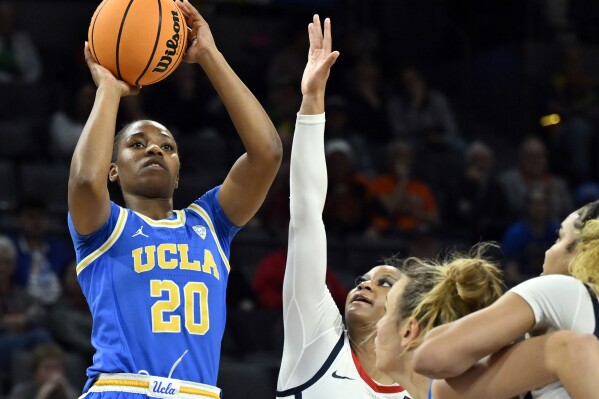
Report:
187,203,231,272
180,386,221,398
91,378,220,399
94,379,148,389
76,207,128,275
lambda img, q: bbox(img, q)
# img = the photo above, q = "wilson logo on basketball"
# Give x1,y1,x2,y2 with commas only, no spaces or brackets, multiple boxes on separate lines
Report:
153,11,182,73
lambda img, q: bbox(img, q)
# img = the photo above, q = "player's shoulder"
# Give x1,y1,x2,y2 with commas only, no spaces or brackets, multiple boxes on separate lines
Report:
510,274,584,297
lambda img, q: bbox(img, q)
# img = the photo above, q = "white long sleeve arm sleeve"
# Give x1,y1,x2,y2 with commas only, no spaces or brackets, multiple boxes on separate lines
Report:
278,113,345,389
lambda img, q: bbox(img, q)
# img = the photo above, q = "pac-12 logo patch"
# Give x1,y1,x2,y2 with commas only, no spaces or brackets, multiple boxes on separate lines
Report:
193,225,206,239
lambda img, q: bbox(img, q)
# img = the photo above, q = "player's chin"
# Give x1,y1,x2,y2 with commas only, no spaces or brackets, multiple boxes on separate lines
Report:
345,302,375,321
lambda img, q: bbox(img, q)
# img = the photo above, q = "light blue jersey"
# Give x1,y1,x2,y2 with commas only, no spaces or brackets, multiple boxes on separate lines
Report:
68,186,240,393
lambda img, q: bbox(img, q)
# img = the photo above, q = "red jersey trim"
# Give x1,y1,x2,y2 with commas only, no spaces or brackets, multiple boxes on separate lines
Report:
351,351,406,393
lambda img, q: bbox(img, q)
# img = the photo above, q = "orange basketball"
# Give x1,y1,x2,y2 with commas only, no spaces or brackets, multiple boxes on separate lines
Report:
88,0,188,86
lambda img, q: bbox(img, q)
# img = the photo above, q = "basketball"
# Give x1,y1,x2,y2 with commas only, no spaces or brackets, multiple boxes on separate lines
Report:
88,0,188,86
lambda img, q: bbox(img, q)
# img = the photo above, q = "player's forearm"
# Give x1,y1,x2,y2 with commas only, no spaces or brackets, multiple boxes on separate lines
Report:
546,331,599,399
197,47,281,165
415,294,534,378
70,84,120,188
290,113,327,222
285,112,333,326
287,113,328,290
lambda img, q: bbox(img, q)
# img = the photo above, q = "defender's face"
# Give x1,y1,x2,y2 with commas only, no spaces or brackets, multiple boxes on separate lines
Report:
345,265,401,329
542,211,579,276
375,276,410,373
111,121,180,199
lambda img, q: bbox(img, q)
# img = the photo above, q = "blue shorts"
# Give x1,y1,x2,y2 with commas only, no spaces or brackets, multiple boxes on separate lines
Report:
79,373,221,399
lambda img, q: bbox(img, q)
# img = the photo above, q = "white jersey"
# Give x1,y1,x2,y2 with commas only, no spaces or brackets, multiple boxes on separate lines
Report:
277,333,410,399
510,274,598,399
276,114,410,399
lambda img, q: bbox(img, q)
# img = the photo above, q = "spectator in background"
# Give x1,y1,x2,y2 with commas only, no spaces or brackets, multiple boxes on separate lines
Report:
50,78,146,161
266,28,306,92
0,236,51,391
498,136,573,222
267,79,302,128
145,62,223,137
47,261,93,366
345,55,392,144
226,268,257,313
220,267,261,359
252,247,348,312
325,95,375,175
366,139,440,239
255,120,292,236
501,187,559,287
388,67,461,151
0,1,42,83
264,27,306,126
7,343,78,399
444,141,509,244
49,82,95,160
322,139,373,239
9,198,73,306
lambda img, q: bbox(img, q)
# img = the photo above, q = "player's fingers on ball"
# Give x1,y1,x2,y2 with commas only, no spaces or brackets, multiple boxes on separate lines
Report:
83,43,95,64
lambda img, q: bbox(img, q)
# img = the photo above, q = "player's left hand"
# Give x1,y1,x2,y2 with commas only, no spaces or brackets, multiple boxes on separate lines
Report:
84,42,140,96
175,0,217,63
301,15,340,98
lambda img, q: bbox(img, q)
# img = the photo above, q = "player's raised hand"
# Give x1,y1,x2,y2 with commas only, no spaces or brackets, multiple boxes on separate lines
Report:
175,0,217,63
301,15,340,98
84,42,140,96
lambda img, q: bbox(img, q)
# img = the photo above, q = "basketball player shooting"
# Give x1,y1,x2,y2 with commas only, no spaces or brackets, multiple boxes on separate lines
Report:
68,0,282,397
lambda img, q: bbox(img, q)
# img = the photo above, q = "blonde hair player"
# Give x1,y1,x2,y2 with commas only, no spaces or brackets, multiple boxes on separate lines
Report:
375,246,599,398
412,200,599,399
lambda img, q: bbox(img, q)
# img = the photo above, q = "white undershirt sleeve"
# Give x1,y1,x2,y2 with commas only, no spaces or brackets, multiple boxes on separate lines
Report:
278,113,345,390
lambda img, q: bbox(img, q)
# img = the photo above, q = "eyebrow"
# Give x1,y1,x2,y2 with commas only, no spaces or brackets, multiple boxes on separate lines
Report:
380,273,399,282
127,132,175,141
126,132,146,140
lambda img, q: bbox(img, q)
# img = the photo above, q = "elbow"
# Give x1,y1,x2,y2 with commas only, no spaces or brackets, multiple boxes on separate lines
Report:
413,343,458,379
68,171,107,196
256,134,283,173
412,345,441,377
267,129,284,167
245,127,283,171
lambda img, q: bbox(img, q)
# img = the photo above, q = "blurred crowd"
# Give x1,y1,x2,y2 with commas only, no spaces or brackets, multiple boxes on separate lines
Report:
0,0,599,397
